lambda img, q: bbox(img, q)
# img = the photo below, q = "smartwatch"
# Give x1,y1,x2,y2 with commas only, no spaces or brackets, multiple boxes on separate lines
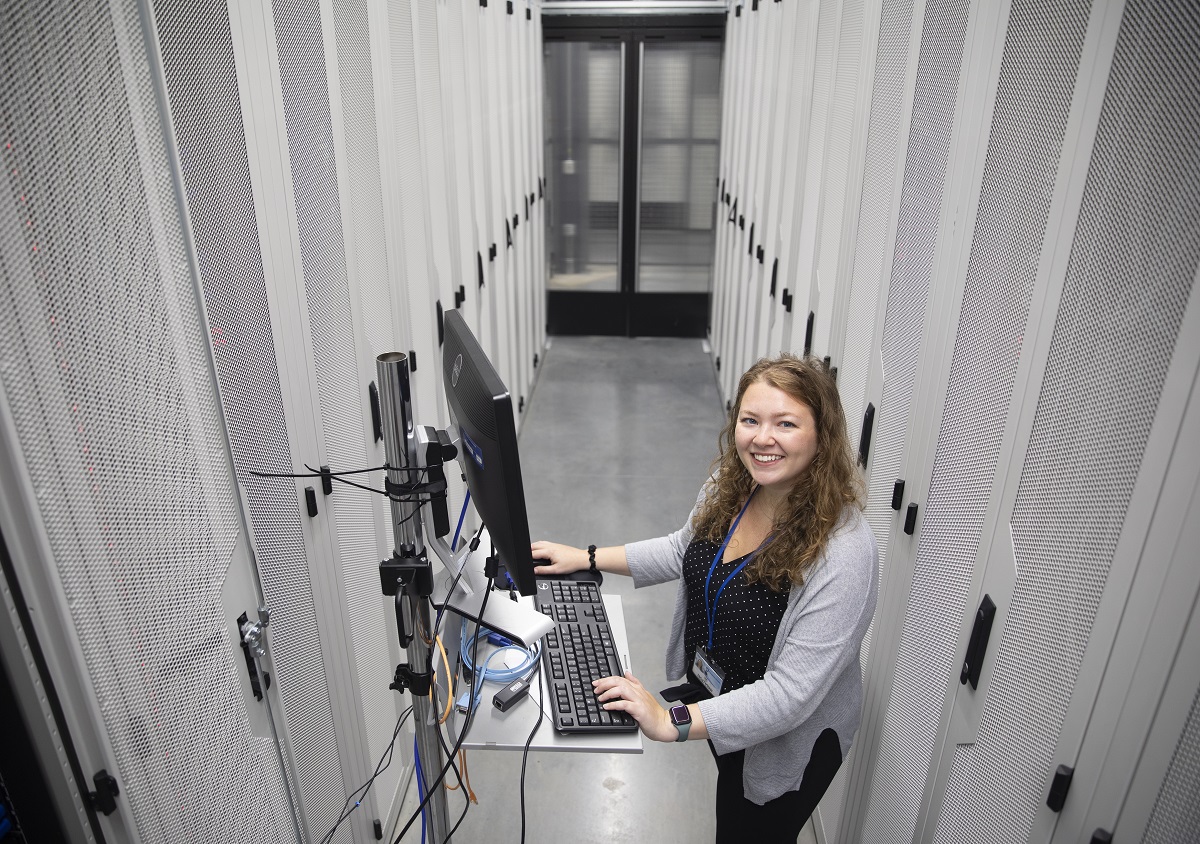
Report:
669,704,692,742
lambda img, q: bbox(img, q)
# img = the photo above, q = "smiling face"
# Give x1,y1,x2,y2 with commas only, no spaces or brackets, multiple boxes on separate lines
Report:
734,380,819,497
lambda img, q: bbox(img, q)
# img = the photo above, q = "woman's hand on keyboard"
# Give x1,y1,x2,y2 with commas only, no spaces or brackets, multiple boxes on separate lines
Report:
593,671,674,742
530,541,589,575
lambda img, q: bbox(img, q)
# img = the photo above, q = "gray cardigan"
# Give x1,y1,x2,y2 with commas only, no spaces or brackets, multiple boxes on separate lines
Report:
625,486,878,805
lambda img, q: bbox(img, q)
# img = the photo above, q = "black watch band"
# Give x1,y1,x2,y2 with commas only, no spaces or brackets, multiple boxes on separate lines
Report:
587,545,598,575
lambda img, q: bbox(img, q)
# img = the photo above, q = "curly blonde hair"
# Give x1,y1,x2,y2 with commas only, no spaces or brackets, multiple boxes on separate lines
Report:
693,354,863,591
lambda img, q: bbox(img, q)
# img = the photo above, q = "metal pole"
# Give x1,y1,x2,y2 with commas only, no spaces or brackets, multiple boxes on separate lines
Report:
376,352,450,841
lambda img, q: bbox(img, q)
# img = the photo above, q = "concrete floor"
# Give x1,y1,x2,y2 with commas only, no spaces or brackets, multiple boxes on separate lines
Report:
400,336,817,843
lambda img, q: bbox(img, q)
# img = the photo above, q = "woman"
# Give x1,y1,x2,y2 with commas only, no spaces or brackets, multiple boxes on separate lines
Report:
532,354,878,842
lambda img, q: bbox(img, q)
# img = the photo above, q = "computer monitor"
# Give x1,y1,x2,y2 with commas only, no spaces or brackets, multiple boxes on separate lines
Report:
441,310,537,596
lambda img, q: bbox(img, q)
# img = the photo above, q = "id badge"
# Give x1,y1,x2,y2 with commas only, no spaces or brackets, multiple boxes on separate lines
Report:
692,646,725,698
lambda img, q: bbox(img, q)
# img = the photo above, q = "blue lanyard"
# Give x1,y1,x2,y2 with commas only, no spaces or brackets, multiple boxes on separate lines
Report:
703,487,771,651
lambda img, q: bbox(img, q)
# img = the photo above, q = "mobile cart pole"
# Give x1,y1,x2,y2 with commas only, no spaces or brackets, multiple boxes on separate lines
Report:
376,352,450,841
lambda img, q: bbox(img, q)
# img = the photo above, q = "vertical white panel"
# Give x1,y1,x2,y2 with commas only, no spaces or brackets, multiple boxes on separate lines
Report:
787,0,842,354
809,0,867,360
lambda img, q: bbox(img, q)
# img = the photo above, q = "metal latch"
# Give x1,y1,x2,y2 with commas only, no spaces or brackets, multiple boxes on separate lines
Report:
240,606,271,657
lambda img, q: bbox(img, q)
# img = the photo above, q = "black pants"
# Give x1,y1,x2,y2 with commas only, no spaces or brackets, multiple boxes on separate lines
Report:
712,728,842,844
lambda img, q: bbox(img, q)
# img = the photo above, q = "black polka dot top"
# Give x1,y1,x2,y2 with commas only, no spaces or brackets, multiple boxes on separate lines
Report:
682,538,792,696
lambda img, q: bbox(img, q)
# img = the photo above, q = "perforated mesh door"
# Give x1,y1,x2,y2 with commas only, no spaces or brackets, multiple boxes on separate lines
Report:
812,0,865,355
787,0,841,356
840,0,917,451
0,1,292,840
853,0,976,837
332,0,396,359
277,0,408,829
441,0,480,332
1143,683,1200,842
153,0,352,838
863,0,1095,838
935,0,1200,837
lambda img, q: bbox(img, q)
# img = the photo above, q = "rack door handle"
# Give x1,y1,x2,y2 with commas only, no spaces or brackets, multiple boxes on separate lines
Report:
858,403,875,467
960,594,997,689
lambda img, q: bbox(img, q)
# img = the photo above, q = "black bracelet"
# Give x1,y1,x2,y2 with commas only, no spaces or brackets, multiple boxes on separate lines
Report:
587,545,597,575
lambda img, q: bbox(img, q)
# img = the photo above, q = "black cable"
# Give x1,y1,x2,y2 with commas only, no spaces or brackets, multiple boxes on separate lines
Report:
519,649,546,844
302,462,432,501
321,704,415,844
446,781,472,842
393,579,494,843
247,464,413,479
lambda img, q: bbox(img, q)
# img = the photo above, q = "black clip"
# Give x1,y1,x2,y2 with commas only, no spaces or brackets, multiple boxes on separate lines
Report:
89,770,121,816
891,478,905,510
391,664,433,696
319,466,333,496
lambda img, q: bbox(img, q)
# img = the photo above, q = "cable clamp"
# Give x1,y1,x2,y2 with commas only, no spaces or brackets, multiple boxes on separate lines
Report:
379,551,434,597
384,476,448,499
390,664,433,696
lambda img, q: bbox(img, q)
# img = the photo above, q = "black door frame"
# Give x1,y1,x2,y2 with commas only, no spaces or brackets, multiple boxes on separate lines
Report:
543,14,726,337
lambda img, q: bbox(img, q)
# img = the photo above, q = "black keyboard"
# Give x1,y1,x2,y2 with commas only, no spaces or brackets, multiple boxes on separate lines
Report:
535,580,638,734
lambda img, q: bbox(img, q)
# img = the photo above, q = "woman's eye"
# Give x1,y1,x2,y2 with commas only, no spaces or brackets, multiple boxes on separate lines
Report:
779,420,796,429
740,417,757,426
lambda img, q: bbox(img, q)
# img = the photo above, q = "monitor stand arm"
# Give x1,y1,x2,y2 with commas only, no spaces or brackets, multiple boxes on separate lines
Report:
427,530,555,649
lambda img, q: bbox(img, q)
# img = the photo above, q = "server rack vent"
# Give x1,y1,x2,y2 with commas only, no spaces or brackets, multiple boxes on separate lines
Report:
332,0,396,358
1143,683,1200,842
839,0,918,456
